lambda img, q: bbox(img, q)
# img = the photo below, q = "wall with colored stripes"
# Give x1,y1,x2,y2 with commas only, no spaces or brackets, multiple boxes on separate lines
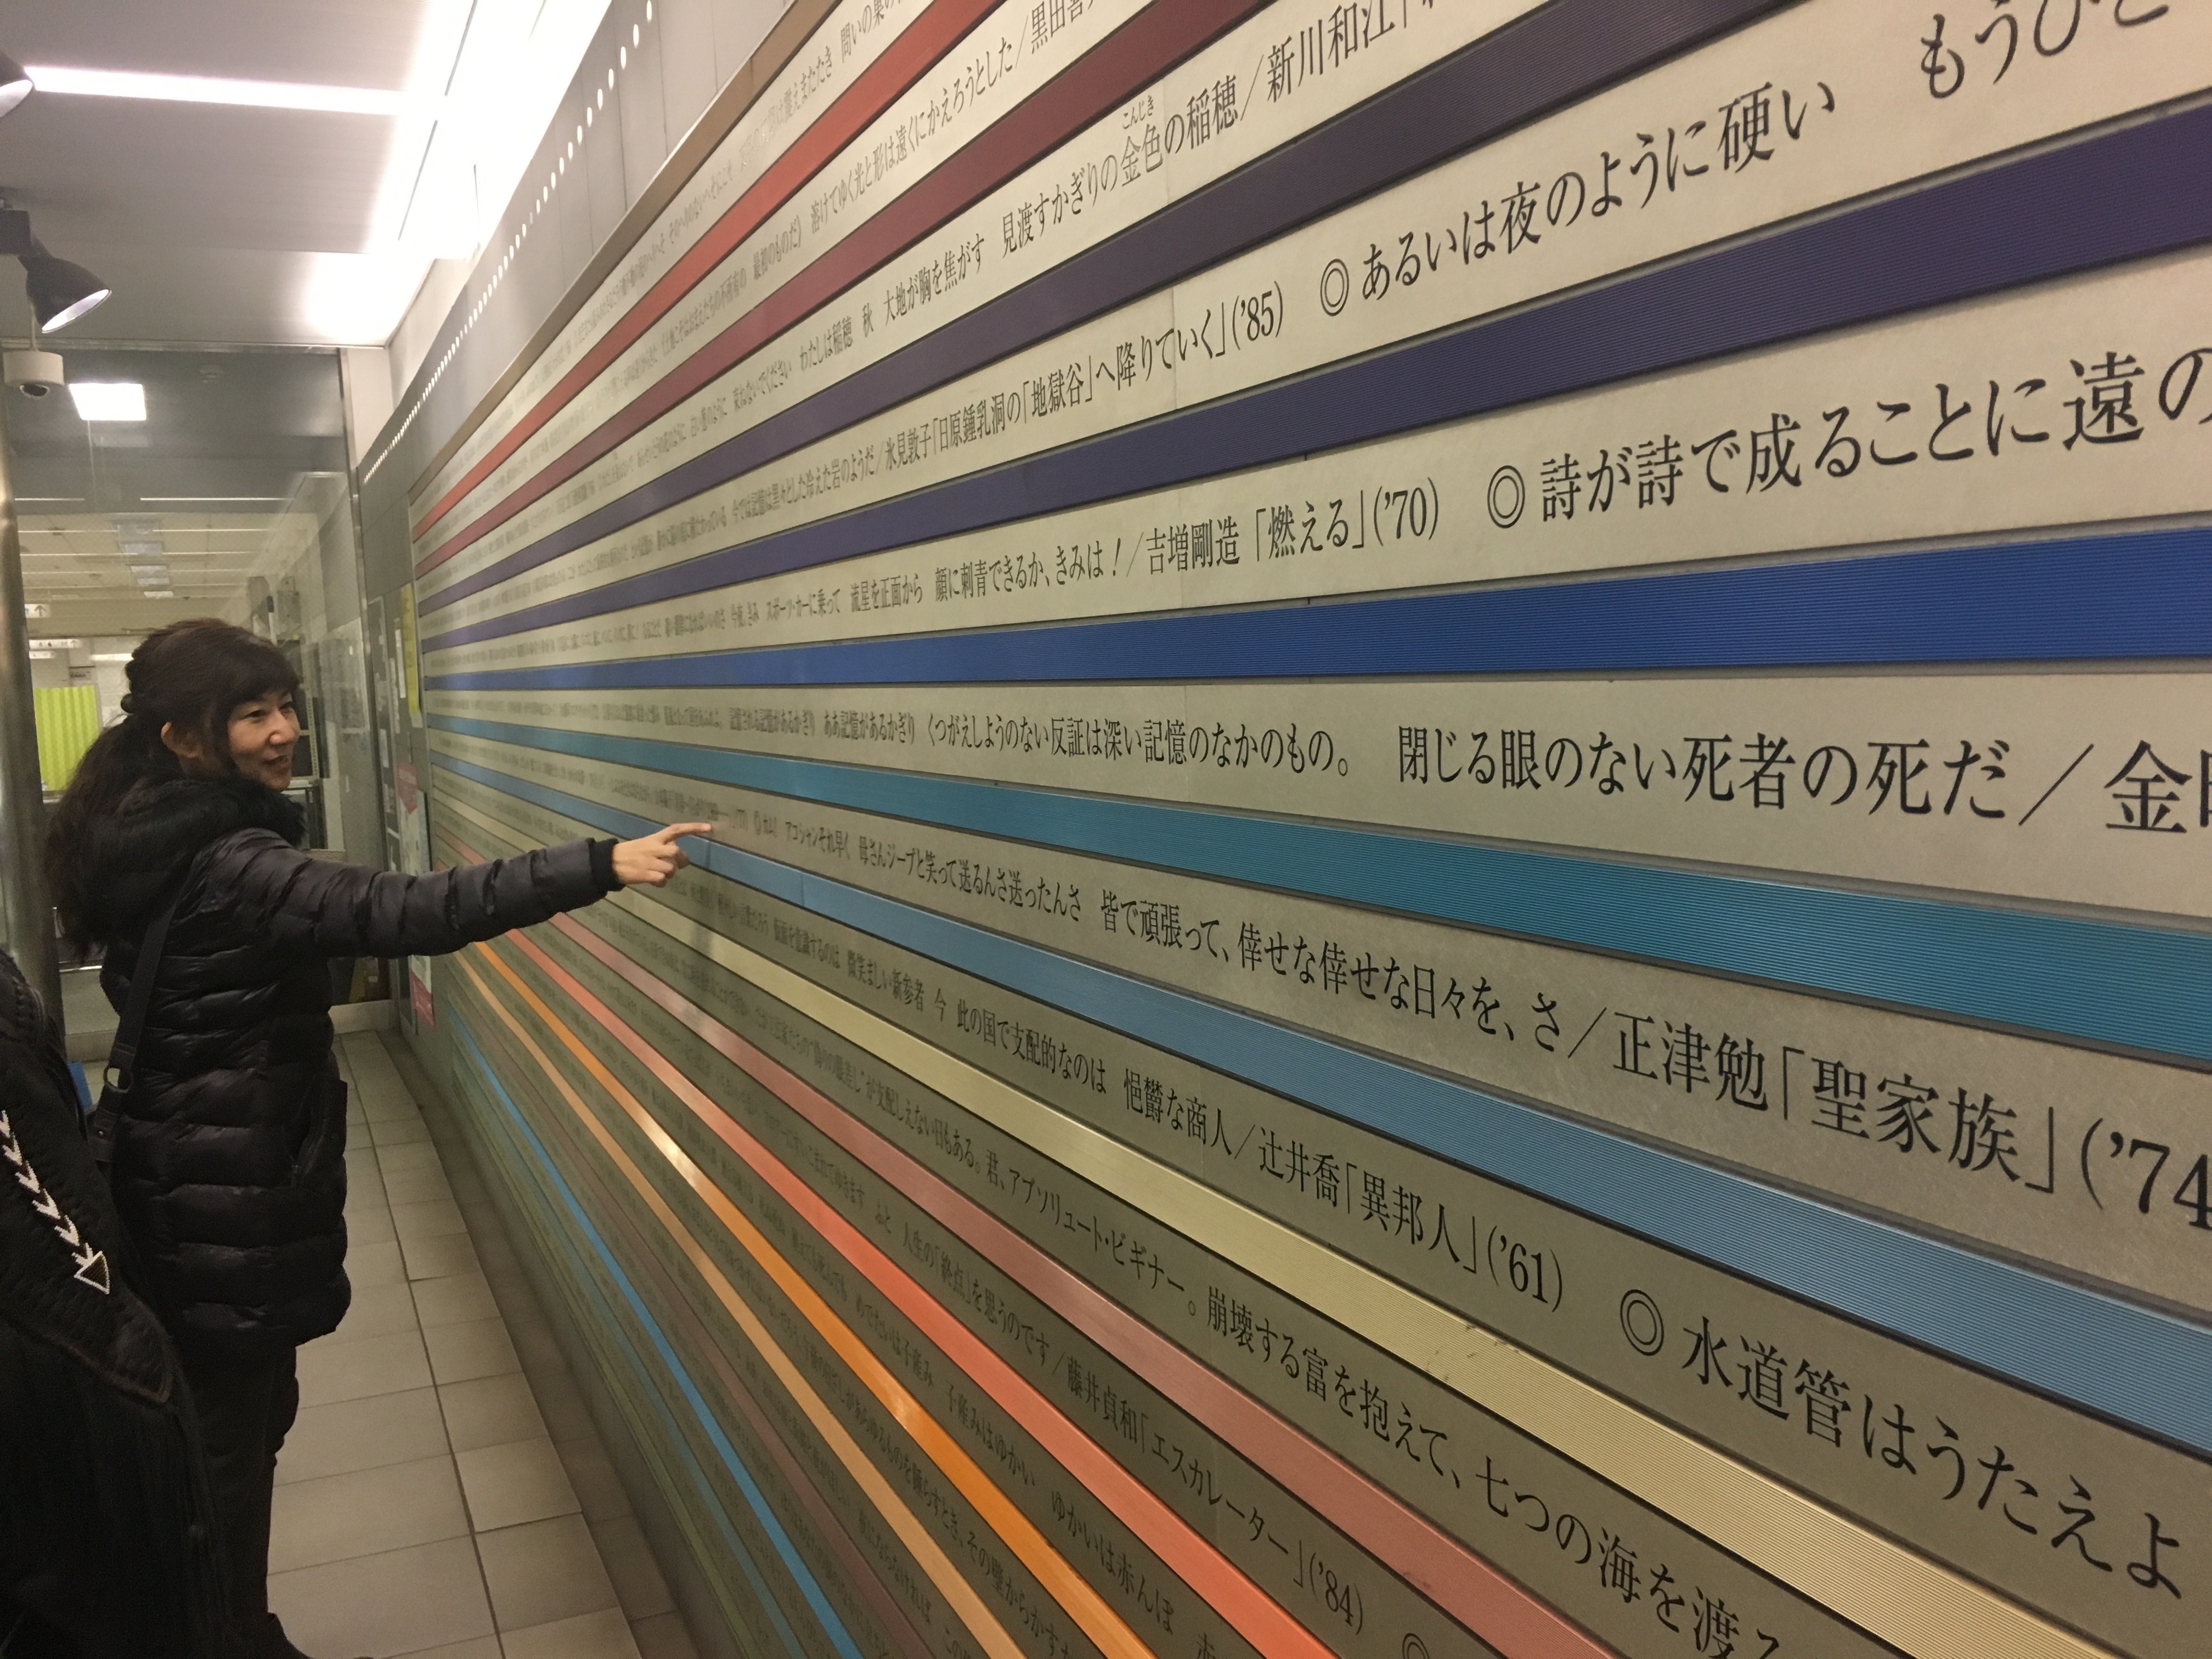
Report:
368,4,2212,1657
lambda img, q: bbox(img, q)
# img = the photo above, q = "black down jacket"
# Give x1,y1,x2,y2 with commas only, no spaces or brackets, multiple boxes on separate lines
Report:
72,773,616,1356
0,949,233,1658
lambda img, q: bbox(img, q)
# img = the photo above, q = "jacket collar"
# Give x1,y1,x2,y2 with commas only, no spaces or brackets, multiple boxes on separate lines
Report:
78,773,304,938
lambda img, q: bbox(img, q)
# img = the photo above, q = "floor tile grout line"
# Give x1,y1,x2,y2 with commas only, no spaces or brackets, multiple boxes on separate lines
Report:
352,1031,651,1654
374,1030,668,1655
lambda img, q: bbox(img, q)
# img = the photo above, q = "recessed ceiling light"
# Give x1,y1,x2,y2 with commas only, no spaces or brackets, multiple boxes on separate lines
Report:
25,64,406,116
68,381,146,421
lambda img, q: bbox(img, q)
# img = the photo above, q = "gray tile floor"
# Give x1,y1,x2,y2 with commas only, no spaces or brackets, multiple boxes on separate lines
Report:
266,1032,700,1659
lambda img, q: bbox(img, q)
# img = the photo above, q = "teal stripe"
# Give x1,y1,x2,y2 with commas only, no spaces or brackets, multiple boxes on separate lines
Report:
451,1013,868,1659
430,752,2212,1458
432,712,2212,1063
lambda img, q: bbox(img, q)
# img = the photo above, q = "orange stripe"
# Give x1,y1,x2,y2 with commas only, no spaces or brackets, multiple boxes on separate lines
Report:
448,949,1029,1659
461,940,1178,1659
486,924,1345,1659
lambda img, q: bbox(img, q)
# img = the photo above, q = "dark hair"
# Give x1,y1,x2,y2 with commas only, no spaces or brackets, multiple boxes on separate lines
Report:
45,619,299,943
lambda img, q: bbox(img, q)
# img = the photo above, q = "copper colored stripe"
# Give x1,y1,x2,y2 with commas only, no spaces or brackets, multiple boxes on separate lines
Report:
412,0,997,541
447,820,1602,1659
459,1001,939,1659
464,908,1339,1659
448,944,1034,1659
546,902,1619,1659
462,940,1173,1659
415,0,1265,568
398,0,842,498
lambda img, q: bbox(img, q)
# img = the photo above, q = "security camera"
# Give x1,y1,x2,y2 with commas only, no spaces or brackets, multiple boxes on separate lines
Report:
4,348,61,396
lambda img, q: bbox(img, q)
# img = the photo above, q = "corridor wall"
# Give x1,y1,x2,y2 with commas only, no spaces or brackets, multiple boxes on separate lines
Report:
394,3,2212,1656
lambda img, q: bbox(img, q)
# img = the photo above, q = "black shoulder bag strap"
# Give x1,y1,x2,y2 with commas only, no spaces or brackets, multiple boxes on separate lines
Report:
87,893,181,1170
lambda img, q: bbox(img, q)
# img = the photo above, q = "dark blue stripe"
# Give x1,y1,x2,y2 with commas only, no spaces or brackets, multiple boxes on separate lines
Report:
431,716,2212,1063
431,756,2212,1457
419,0,1786,612
428,522,2212,690
423,100,2212,642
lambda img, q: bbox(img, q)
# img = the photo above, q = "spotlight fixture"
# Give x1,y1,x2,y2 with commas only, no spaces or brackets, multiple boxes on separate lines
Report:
0,206,112,330
26,249,109,331
0,52,29,119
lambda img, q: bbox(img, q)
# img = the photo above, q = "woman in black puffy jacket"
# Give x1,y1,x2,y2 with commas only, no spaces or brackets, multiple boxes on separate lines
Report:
44,618,707,1659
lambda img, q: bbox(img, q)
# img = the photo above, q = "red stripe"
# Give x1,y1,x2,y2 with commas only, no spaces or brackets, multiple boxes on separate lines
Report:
482,932,1334,1659
450,870,1613,1658
412,0,995,546
415,0,1265,577
462,1006,940,1659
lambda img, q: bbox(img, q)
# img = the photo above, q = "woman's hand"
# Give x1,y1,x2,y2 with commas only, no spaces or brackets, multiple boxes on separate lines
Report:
613,822,712,887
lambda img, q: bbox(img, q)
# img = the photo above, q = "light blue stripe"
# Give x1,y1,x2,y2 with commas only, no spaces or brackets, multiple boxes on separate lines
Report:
433,753,2212,1458
432,713,2212,1064
451,1013,868,1659
453,1051,783,1659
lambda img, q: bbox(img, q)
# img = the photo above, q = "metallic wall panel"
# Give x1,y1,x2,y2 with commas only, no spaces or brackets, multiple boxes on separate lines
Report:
398,8,2212,1657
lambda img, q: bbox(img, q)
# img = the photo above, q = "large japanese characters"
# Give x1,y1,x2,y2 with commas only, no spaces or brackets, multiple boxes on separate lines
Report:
390,3,2212,1659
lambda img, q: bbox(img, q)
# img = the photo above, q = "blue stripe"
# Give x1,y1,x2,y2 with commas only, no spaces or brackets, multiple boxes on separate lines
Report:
428,523,2212,691
416,0,1785,623
431,757,2212,1459
451,1013,869,1659
422,101,2212,641
453,1046,805,1659
431,718,2212,1064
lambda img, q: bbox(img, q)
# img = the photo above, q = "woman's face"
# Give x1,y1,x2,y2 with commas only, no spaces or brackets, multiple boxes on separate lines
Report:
225,690,300,788
164,688,299,787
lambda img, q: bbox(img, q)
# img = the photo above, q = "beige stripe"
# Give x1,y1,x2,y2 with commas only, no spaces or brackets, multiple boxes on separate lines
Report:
451,946,1028,1659
444,787,2118,1659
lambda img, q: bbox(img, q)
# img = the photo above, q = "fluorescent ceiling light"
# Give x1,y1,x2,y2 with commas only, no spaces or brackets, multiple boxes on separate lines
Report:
139,590,175,599
26,650,52,660
91,653,134,663
24,64,407,116
137,495,283,503
306,0,612,343
0,50,31,118
69,381,145,421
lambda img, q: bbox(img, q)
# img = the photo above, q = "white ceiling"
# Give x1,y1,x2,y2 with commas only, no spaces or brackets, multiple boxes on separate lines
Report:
0,0,613,348
0,1,444,345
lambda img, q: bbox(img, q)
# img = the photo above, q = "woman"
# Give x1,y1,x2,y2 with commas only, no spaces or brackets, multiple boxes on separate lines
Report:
44,618,707,1659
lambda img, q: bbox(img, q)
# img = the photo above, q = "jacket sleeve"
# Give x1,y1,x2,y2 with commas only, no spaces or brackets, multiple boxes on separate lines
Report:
208,831,619,959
